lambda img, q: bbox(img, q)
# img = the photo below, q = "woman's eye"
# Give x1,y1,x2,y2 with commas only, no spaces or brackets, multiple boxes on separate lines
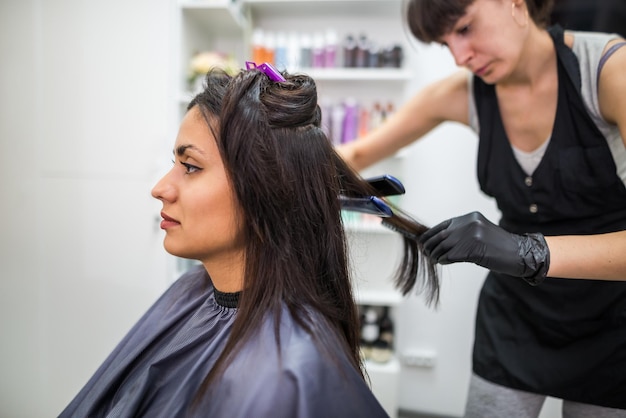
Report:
181,162,201,174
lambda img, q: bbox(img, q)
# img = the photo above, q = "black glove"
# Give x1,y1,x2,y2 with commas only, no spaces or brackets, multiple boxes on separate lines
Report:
419,211,550,285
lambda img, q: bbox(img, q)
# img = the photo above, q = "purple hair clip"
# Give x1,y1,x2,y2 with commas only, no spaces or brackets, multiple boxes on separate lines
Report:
245,61,286,82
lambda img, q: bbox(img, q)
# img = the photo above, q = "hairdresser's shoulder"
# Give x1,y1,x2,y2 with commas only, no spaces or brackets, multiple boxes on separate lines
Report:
564,29,624,49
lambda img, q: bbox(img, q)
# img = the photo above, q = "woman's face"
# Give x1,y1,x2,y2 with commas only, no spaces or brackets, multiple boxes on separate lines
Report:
439,0,528,83
152,106,245,271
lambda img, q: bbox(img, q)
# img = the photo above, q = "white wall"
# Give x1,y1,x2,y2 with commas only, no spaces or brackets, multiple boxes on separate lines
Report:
0,1,174,416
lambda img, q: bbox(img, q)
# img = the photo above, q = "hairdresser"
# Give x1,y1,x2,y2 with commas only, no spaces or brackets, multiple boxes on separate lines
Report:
338,0,626,416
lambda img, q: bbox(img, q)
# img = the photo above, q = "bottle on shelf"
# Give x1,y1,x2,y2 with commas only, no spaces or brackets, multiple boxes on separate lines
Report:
341,98,358,144
367,41,380,68
330,103,345,146
355,34,369,68
274,31,288,71
251,28,267,64
264,31,276,66
370,306,394,363
300,33,313,68
287,32,301,71
312,32,325,68
343,34,357,68
360,305,380,361
324,29,338,68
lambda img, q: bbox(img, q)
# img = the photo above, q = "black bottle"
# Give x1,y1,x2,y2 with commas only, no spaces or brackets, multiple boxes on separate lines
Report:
360,306,380,360
370,306,393,363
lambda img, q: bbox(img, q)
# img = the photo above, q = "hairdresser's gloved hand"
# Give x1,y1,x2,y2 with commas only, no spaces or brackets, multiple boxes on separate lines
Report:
419,211,550,285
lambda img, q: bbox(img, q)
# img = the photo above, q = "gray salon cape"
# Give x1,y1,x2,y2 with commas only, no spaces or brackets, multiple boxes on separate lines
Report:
59,265,388,417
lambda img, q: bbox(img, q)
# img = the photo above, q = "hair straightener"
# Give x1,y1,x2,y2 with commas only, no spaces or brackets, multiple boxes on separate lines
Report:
339,174,404,217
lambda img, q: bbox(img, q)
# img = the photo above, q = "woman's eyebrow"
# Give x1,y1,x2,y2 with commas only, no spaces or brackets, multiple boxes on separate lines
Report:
174,144,205,157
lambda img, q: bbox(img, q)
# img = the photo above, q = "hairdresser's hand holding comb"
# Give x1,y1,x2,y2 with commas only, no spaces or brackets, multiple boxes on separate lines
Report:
419,212,550,285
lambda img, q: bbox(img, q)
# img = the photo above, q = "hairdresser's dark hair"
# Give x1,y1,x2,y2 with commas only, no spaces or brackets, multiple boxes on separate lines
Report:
405,0,555,43
188,68,438,401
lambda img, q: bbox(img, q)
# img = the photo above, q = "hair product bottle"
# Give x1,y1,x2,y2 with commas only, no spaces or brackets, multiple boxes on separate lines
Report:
360,306,380,360
370,306,393,363
343,34,357,68
341,98,358,144
300,33,312,68
312,32,325,68
324,29,338,68
331,103,346,146
274,32,288,70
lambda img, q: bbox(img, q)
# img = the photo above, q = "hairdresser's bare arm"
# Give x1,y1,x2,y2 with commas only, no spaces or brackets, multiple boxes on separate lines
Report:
545,232,626,281
545,40,626,281
337,70,470,171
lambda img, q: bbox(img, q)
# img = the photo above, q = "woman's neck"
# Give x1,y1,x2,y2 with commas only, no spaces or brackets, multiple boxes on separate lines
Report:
202,255,245,293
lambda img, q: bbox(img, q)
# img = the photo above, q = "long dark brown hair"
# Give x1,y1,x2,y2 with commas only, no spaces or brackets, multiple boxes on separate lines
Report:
405,0,555,43
188,68,439,402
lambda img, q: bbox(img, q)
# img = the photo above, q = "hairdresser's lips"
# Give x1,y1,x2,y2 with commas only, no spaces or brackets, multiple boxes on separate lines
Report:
160,212,181,230
474,63,489,77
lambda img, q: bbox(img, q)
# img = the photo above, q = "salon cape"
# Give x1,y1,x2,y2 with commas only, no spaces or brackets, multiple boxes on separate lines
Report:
59,265,387,418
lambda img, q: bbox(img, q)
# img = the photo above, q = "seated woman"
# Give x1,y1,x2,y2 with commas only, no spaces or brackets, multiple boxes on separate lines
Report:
59,65,438,417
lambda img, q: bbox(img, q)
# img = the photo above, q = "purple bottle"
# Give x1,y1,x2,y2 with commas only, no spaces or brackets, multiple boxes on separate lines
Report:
312,33,325,68
342,98,358,144
324,29,338,68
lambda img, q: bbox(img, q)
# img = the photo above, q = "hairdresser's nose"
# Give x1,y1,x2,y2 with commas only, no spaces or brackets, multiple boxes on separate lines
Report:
151,170,176,203
446,37,473,68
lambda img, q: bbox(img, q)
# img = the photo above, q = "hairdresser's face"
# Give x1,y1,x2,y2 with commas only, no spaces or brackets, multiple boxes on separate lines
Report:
439,0,527,83
152,107,244,270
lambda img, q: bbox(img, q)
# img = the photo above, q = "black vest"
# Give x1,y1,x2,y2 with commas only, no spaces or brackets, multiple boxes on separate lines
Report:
472,26,626,408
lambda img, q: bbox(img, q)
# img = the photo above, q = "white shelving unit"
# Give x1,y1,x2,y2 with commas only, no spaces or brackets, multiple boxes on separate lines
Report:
355,288,403,307
180,1,247,35
366,355,401,414
244,0,403,19
173,2,409,416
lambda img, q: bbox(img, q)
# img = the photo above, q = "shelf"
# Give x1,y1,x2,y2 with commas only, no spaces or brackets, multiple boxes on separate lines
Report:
344,219,395,234
355,289,402,307
179,67,410,104
244,0,403,19
365,354,400,374
180,0,249,37
365,354,400,417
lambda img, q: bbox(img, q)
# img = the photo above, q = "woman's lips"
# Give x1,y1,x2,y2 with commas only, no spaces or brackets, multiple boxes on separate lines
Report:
160,212,180,229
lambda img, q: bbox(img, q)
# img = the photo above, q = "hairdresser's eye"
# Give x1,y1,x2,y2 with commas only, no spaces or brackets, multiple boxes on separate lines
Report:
458,24,471,36
181,162,201,174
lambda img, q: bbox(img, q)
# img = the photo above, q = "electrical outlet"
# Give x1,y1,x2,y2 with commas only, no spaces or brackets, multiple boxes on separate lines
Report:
401,349,437,368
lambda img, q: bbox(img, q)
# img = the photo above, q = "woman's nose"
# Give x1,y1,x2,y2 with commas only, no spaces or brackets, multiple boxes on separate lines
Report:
151,171,175,202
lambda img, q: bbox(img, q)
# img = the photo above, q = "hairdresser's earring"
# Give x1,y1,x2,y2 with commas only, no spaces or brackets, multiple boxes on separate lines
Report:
511,2,529,28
